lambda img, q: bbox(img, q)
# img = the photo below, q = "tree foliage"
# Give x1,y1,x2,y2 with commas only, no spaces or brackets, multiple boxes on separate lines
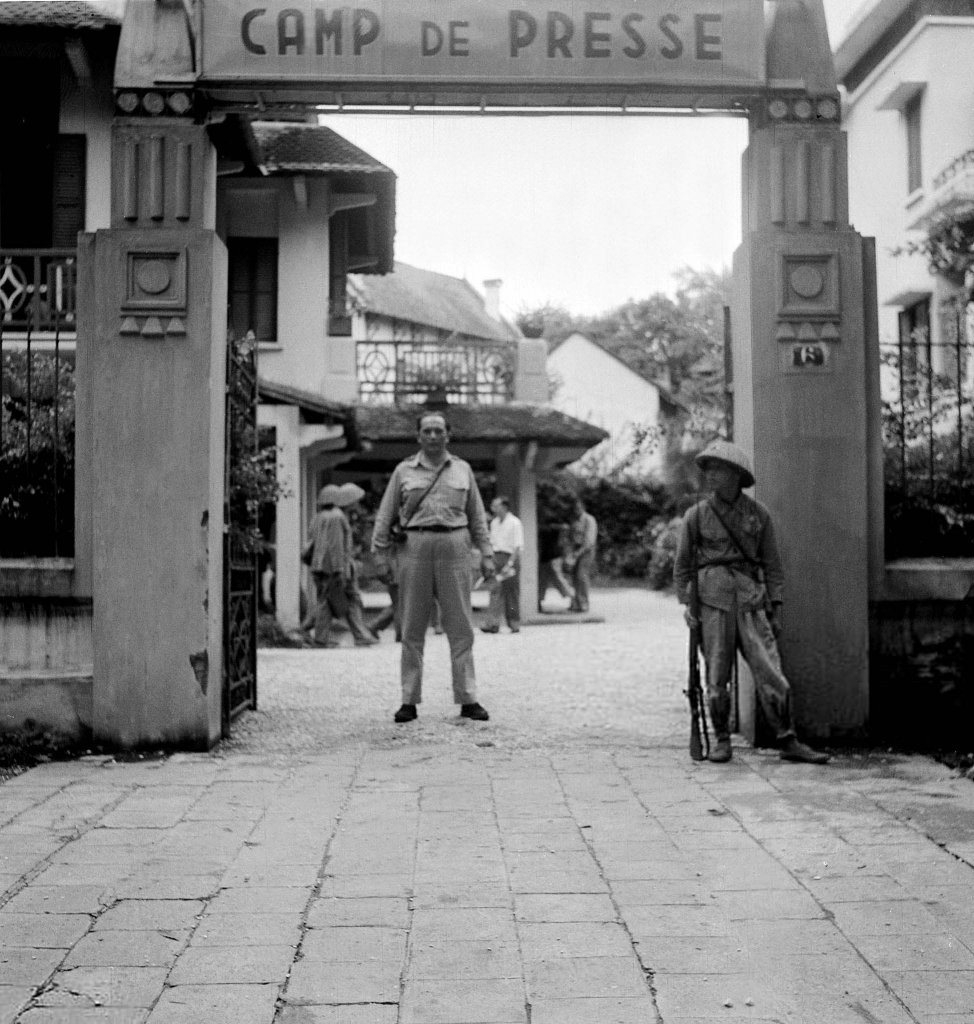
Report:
1,351,75,557
893,204,974,290
886,214,974,557
518,267,731,471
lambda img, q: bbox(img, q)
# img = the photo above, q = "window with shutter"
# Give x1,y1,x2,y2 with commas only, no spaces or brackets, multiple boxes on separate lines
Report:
328,212,351,336
228,237,278,342
904,92,923,195
52,135,87,247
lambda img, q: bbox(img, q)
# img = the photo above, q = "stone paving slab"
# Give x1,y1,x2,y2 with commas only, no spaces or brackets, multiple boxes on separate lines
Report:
1,591,974,1022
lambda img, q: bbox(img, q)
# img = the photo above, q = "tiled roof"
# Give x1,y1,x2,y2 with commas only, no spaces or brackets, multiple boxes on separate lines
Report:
0,1,122,28
356,402,608,447
250,122,394,176
350,263,519,344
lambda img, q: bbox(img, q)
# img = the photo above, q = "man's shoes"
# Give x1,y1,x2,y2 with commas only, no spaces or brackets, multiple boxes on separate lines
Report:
510,627,520,633
354,636,379,646
480,626,499,634
394,704,417,723
709,737,732,762
780,737,830,764
460,703,490,721
311,640,339,648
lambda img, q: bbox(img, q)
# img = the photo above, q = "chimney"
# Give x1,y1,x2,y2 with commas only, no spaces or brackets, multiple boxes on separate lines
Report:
483,279,502,321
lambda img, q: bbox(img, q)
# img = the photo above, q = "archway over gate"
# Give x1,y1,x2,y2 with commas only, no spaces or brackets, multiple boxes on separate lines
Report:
81,0,878,747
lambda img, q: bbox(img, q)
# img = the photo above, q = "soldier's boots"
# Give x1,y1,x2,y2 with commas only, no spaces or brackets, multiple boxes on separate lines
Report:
707,692,732,763
709,736,732,763
780,737,830,764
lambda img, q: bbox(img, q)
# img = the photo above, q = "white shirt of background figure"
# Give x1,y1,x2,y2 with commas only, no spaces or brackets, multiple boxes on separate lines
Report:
489,499,523,581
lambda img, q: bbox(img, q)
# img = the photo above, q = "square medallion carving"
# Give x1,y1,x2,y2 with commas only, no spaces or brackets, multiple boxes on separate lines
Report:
123,249,187,313
779,254,839,319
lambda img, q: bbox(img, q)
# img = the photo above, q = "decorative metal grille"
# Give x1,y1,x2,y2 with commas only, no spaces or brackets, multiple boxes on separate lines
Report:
0,250,77,331
0,250,76,558
357,336,515,404
223,329,259,734
881,295,974,558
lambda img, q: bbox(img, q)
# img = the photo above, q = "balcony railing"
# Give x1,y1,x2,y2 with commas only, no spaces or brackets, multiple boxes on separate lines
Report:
0,248,77,558
0,249,78,332
357,338,515,405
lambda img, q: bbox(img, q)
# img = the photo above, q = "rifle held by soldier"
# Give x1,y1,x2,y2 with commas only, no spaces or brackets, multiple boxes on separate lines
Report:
686,547,709,761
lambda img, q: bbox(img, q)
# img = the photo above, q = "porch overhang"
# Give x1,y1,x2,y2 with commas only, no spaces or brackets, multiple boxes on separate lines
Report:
349,402,607,472
257,377,358,450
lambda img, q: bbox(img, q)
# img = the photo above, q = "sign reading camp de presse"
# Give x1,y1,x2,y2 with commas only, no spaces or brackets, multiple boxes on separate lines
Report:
202,0,765,88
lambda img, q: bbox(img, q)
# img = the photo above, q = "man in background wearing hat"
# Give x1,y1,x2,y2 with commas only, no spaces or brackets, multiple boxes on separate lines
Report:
673,440,829,765
303,484,378,648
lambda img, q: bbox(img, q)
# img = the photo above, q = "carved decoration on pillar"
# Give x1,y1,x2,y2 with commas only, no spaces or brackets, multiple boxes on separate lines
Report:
119,248,188,339
111,119,214,230
761,93,839,130
115,89,196,119
763,127,844,230
774,253,841,366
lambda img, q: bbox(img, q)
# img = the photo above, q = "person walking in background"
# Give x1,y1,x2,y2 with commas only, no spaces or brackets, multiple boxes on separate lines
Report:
481,496,523,634
537,520,573,612
302,484,378,648
565,499,598,613
336,483,380,647
672,439,829,765
372,411,495,724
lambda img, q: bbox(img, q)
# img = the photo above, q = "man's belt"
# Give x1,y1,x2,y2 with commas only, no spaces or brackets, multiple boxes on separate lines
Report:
406,525,465,533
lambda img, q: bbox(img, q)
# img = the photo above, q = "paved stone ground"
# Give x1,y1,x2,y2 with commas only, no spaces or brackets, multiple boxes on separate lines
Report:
2,589,974,1024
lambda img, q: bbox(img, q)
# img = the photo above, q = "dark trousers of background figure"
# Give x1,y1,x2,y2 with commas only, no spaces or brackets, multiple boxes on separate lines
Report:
343,565,377,644
699,598,796,743
538,559,573,608
398,528,477,706
484,551,519,631
569,551,594,612
312,570,375,646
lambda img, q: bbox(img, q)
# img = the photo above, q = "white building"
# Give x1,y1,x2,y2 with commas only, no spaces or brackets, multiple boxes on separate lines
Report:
547,332,683,478
836,0,974,365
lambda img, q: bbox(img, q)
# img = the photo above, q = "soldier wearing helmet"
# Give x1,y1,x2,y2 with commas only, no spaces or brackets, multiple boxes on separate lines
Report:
673,440,829,765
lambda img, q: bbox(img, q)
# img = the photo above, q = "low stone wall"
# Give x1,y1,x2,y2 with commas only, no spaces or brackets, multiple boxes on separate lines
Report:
0,562,93,740
869,561,974,749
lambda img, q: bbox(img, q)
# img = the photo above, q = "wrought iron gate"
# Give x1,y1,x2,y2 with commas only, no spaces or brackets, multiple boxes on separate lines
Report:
223,329,259,735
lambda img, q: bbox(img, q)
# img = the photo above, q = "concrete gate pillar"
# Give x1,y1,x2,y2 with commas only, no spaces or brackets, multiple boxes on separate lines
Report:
79,113,226,747
731,110,877,742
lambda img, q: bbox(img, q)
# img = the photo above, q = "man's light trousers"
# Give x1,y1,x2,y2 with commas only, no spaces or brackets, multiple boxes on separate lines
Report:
399,528,477,705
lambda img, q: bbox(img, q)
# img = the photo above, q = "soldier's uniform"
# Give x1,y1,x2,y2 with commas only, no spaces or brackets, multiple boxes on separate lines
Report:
673,441,828,764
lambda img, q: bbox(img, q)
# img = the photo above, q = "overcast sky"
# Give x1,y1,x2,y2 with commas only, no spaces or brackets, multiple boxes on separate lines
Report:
321,0,859,317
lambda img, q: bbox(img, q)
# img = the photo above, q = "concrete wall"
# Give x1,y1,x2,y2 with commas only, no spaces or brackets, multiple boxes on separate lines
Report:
0,563,93,740
548,333,665,477
870,584,974,749
843,19,974,345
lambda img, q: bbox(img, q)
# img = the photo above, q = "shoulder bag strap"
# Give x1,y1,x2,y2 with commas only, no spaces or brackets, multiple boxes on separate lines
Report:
401,460,451,528
706,498,762,569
